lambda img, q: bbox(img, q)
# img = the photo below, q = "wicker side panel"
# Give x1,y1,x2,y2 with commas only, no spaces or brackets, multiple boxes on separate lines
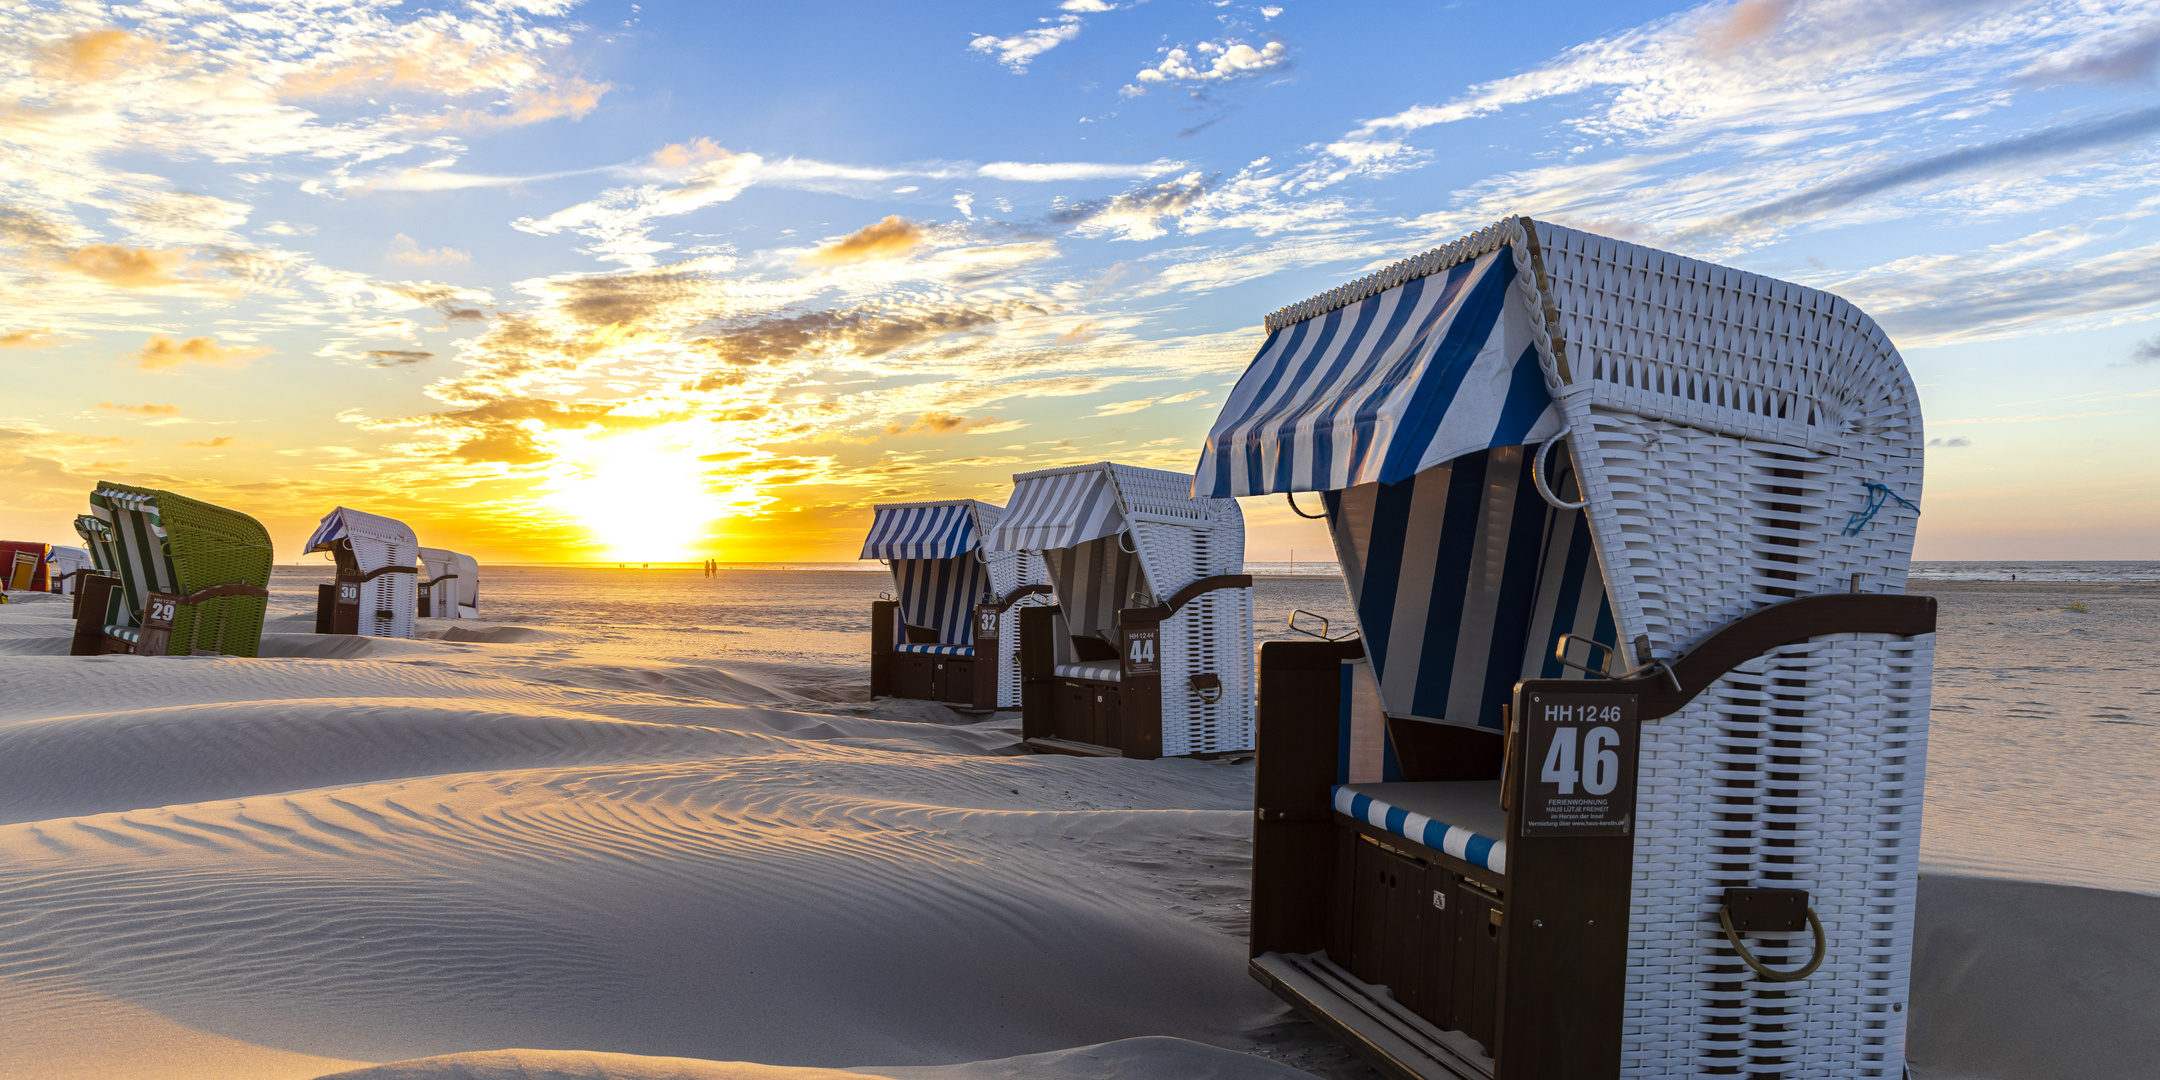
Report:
988,549,1048,710
1620,631,1931,1078
147,487,273,658
348,536,417,639
1563,408,1920,663
1147,518,1255,757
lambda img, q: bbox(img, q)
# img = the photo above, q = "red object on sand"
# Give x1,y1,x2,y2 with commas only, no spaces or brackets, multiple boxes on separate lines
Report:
0,541,51,591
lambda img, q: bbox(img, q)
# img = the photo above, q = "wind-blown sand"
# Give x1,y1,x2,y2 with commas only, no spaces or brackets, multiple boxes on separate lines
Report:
0,572,2154,1079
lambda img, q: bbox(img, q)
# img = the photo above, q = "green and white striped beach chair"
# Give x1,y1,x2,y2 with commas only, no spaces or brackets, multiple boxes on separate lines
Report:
70,483,274,658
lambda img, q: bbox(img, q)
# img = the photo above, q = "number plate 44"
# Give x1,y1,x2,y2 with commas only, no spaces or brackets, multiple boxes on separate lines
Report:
1520,692,1639,837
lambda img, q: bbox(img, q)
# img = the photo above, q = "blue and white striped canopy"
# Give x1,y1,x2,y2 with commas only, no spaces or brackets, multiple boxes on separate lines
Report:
1195,246,1563,498
980,467,1125,553
860,501,987,560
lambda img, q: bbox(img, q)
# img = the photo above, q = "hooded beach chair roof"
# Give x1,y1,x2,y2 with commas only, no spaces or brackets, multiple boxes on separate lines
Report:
859,499,998,561
983,462,1241,650
1201,215,1923,725
861,499,1006,647
305,507,418,553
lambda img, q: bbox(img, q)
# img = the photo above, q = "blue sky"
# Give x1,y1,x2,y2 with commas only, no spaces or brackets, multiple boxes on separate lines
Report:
1,0,2156,561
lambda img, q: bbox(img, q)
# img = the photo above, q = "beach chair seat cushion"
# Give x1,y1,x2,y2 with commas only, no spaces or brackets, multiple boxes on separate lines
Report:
1334,781,1508,874
895,643,974,656
106,625,141,644
1054,660,1123,682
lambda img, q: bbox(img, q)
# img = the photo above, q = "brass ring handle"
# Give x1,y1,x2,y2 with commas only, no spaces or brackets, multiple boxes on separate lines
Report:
1719,905,1827,982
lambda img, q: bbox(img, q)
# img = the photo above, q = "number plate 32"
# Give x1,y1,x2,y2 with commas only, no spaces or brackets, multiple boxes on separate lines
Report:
1520,692,1639,837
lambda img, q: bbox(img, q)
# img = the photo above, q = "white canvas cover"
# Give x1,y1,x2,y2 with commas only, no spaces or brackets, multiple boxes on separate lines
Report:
306,507,419,638
47,545,93,594
418,547,479,618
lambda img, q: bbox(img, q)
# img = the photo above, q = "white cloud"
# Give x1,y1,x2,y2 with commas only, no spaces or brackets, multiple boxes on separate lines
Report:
1131,39,1289,89
970,15,1085,72
977,159,1187,181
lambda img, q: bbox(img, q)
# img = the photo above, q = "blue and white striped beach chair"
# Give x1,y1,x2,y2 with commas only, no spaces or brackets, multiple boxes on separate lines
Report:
981,462,1254,759
862,499,1046,709
1215,217,1936,1079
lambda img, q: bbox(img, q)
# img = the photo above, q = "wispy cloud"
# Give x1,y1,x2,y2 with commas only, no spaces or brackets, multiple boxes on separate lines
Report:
131,334,267,371
970,15,1085,72
1688,104,2160,236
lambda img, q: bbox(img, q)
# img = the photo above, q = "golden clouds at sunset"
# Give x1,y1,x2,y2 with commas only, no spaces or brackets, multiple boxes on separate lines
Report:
129,334,266,370
36,29,163,82
1,328,57,348
802,216,927,264
98,402,180,415
59,245,191,290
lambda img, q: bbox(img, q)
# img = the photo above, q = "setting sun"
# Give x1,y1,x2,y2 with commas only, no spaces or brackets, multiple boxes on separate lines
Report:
541,429,726,561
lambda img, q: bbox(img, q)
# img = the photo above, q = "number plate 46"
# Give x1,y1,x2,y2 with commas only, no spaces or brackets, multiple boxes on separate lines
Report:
1520,692,1639,837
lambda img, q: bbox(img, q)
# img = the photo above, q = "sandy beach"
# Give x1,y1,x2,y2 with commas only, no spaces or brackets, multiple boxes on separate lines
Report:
0,570,2154,1080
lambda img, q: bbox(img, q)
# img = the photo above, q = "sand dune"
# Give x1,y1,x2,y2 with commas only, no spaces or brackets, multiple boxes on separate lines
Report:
4,575,2158,1080
318,1037,1314,1080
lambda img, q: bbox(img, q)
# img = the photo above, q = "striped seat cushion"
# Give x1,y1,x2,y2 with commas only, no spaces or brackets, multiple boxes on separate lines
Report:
105,625,141,643
895,643,974,656
1054,661,1122,682
1333,782,1508,874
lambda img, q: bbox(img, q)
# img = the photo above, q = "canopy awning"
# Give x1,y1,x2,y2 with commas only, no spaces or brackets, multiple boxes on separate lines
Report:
860,501,994,561
306,507,417,552
981,466,1127,553
1195,245,1562,498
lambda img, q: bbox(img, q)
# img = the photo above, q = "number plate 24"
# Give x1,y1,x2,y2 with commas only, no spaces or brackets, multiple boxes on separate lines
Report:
1520,692,1639,837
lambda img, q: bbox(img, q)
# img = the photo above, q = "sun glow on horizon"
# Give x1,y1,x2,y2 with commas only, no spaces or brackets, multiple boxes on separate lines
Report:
540,429,731,561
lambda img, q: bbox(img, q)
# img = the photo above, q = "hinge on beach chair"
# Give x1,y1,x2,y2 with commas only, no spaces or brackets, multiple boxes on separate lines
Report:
1555,632,1682,692
1287,609,1354,642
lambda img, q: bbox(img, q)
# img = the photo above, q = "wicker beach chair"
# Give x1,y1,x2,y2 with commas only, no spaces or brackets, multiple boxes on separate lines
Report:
1208,217,1934,1078
69,483,274,657
417,546,479,618
305,507,420,638
46,545,94,595
0,540,51,593
980,463,1255,759
862,499,1047,710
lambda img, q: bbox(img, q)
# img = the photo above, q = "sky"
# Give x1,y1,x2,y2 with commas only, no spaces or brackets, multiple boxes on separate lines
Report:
1,0,2157,565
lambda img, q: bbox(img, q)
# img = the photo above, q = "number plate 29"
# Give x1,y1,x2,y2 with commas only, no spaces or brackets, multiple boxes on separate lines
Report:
1521,692,1639,837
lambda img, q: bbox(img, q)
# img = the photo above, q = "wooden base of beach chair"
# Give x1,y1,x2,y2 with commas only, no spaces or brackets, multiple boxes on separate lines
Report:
1247,595,1938,1080
870,597,1024,710
71,576,271,657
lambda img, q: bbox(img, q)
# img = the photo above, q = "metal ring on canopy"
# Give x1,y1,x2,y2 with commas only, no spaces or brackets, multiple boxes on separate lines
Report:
1285,491,1327,519
1117,529,1139,554
1531,424,1589,510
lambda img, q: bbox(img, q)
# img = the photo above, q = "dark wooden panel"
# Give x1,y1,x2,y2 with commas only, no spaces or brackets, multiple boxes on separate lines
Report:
1389,717,1506,782
934,658,977,703
70,574,118,656
1054,680,1093,743
870,599,897,698
1421,867,1458,1030
970,604,1000,709
1249,638,1366,959
1019,605,1058,741
1329,828,1358,969
1454,883,1504,1054
893,655,935,700
1381,846,1429,1017
1350,839,1390,987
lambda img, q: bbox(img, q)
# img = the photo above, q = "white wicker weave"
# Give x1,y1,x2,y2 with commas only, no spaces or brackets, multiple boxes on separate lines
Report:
985,547,1048,709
